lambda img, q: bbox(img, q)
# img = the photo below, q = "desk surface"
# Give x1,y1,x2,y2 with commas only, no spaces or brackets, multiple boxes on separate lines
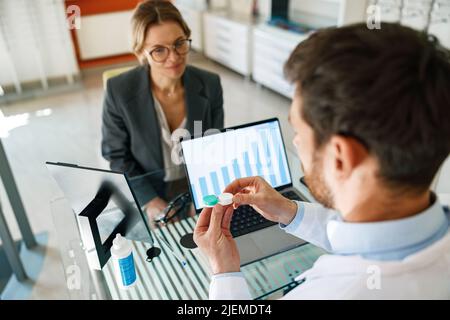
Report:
50,149,325,300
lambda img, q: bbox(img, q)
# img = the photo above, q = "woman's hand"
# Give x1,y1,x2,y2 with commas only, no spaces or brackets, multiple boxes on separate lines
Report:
145,197,168,222
193,204,240,274
224,176,298,226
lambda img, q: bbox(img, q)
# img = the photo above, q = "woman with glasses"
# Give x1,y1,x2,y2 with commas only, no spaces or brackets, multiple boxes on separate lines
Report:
101,0,224,221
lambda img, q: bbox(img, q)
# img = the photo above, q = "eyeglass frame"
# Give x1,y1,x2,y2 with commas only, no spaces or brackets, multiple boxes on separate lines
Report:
153,191,192,225
145,38,192,63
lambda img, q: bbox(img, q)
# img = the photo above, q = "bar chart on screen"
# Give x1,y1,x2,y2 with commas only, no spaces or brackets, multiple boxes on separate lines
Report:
181,121,291,209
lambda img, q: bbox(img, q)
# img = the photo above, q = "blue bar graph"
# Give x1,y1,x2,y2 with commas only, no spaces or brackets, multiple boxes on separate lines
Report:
221,166,231,186
190,184,199,208
243,151,252,176
251,142,263,177
210,171,221,195
270,128,289,185
258,130,277,186
278,148,288,185
188,121,292,209
232,159,241,179
199,177,209,198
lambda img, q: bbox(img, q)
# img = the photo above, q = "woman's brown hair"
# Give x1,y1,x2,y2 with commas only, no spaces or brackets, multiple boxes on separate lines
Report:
131,0,191,64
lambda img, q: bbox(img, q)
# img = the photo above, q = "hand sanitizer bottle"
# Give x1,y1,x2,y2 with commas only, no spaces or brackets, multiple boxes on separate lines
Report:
111,233,137,289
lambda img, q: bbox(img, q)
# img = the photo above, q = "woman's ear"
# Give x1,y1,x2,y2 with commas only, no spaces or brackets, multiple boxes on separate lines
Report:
138,47,152,65
135,51,145,65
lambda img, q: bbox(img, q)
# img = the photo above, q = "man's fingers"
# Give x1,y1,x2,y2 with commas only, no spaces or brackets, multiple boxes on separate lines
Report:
221,206,234,230
209,204,225,232
195,207,213,230
223,177,258,194
231,189,252,209
233,192,257,206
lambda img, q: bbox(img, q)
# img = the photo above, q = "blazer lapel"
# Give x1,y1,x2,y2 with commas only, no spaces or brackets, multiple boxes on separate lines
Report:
183,66,209,136
128,65,208,170
132,65,163,168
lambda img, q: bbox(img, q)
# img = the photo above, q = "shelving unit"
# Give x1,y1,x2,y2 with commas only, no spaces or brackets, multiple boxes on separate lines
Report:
0,0,79,100
203,10,257,76
252,0,367,98
175,3,206,52
253,24,308,98
371,0,450,49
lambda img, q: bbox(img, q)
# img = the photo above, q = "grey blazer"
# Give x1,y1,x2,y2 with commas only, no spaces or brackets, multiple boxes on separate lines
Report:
101,64,224,205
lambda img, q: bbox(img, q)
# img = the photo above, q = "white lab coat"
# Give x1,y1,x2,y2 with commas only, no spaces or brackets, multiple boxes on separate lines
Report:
209,203,450,300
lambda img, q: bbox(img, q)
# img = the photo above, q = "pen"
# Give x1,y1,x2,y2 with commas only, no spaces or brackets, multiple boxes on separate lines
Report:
156,234,188,267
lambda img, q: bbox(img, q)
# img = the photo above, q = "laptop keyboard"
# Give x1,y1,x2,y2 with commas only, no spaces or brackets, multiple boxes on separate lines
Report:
230,190,303,237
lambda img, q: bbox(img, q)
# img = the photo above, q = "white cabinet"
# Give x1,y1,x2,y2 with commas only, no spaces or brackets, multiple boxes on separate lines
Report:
252,25,308,98
176,4,205,52
289,0,367,28
203,11,253,76
174,0,207,10
252,0,367,98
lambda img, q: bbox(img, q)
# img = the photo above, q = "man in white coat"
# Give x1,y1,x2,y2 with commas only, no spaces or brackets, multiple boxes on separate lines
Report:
193,22,450,299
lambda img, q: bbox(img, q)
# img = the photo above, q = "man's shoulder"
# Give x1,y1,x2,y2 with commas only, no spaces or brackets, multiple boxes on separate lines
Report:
288,253,450,299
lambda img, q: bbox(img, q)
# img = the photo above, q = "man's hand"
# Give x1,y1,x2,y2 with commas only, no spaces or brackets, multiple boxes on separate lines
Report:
193,204,240,274
224,176,298,226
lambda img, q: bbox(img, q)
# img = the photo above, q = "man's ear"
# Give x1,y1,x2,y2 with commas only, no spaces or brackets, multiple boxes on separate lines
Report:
328,135,368,180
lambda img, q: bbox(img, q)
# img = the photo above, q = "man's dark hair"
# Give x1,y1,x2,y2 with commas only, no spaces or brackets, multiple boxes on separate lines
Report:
285,22,450,192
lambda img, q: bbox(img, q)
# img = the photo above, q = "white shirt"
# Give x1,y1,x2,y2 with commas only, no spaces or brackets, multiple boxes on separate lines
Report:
209,197,450,299
153,94,186,182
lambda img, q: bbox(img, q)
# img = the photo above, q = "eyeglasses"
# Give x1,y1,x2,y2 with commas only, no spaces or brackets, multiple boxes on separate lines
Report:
146,39,192,63
153,192,191,225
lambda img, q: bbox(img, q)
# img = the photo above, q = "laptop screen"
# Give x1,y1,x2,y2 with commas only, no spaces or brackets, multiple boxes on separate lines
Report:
181,119,292,210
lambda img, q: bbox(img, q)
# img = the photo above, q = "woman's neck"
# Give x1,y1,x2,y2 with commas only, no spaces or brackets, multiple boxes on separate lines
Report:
150,68,182,96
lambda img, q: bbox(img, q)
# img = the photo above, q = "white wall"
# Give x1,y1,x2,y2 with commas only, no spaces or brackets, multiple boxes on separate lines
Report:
437,157,450,194
76,10,133,60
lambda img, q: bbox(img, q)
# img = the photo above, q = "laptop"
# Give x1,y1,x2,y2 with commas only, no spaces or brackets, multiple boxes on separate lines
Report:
46,162,156,269
180,118,308,265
